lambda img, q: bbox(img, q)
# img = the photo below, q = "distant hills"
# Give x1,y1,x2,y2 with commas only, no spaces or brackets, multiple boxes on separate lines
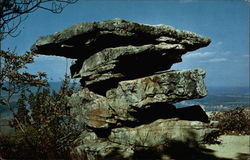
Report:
176,86,250,111
0,82,249,118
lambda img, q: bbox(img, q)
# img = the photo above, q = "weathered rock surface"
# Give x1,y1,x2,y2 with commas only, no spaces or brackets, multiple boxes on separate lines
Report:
31,19,213,159
71,43,186,90
70,131,134,160
69,69,207,129
69,88,116,129
107,69,207,107
107,68,207,123
31,18,211,59
70,119,218,159
108,118,217,146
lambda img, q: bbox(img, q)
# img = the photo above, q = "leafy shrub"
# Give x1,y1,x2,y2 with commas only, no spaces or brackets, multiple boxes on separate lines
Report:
210,106,250,135
0,77,81,159
0,126,44,159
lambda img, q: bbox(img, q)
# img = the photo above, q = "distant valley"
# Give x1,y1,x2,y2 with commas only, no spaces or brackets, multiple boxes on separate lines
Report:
0,82,249,117
176,86,250,111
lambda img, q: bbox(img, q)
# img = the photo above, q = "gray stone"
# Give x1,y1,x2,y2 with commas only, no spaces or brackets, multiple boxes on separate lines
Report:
71,44,186,89
31,19,213,159
70,131,134,160
31,18,211,59
108,118,218,147
107,69,207,108
69,88,116,129
69,69,207,129
70,119,218,159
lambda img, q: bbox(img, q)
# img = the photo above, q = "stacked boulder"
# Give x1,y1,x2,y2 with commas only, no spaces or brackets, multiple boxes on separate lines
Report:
32,19,216,159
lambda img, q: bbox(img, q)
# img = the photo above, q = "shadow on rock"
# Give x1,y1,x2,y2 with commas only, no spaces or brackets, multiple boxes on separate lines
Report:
236,153,250,160
131,130,229,160
162,141,231,160
131,141,231,160
128,104,209,127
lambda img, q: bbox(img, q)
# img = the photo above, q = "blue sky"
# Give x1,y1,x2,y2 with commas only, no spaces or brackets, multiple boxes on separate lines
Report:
2,0,249,87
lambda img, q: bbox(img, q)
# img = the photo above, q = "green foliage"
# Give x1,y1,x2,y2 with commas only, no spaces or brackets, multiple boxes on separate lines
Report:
0,50,47,129
0,77,80,159
0,50,47,87
1,50,48,133
29,77,80,157
210,107,250,135
0,50,81,159
10,89,31,128
0,126,44,159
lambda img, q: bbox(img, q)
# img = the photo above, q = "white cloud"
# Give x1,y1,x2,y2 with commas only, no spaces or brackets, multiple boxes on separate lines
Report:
206,58,227,63
216,41,223,46
35,55,67,61
242,54,250,58
183,51,214,58
179,0,195,3
183,50,231,63
222,51,231,55
214,41,223,47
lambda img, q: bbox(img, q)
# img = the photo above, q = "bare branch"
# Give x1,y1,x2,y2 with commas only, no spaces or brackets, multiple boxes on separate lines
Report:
0,0,78,38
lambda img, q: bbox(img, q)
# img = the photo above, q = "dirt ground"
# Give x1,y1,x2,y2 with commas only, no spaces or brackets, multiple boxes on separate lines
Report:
205,135,250,160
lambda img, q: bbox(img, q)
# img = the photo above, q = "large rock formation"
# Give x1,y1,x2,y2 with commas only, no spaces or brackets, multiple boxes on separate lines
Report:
31,19,215,159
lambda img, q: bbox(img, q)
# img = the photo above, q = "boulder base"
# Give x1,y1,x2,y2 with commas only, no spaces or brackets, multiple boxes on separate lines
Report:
70,119,218,160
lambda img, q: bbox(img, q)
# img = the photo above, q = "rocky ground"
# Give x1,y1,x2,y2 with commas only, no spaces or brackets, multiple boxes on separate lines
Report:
205,135,250,160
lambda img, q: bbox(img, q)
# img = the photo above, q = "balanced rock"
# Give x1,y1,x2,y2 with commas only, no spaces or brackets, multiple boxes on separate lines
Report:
31,18,211,59
31,19,214,159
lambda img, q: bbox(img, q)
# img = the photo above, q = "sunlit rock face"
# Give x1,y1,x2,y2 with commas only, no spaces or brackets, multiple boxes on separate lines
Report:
32,18,210,95
69,69,208,129
32,19,214,159
31,18,210,59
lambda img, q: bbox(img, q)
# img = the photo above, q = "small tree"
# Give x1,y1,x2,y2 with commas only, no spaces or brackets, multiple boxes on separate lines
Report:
0,75,81,159
28,76,80,158
9,88,31,128
0,50,47,132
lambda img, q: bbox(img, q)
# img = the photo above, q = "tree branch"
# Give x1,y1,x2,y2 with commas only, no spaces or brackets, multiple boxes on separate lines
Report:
0,0,78,38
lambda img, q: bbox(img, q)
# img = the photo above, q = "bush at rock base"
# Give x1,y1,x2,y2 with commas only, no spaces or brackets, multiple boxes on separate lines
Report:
210,106,250,135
